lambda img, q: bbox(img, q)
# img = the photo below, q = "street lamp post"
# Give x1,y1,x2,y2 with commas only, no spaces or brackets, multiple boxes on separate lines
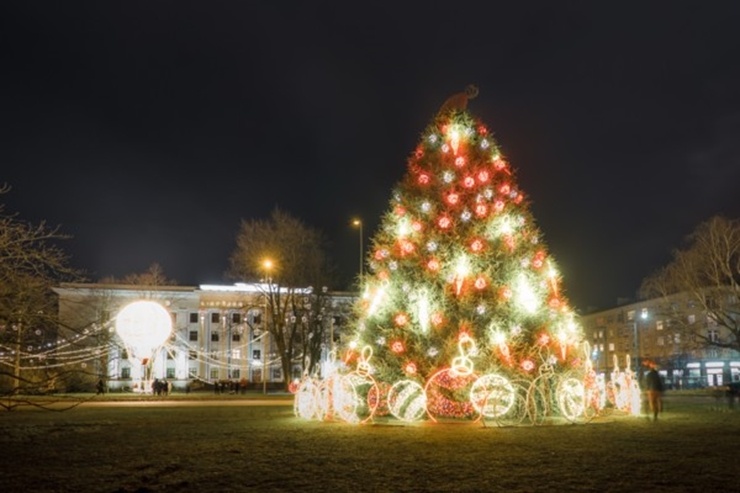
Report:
634,309,648,372
352,218,363,282
262,258,273,395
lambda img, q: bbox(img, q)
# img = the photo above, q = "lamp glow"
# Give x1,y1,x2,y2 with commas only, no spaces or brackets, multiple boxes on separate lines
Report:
115,300,172,363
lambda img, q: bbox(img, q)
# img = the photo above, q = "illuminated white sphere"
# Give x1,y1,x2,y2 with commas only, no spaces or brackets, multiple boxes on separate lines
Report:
387,379,426,422
115,300,172,361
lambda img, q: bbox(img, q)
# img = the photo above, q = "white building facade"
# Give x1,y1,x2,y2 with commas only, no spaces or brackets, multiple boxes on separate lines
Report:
53,282,355,392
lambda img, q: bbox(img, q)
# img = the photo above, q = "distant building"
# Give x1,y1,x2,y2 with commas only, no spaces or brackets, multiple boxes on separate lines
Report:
52,282,356,392
580,291,740,389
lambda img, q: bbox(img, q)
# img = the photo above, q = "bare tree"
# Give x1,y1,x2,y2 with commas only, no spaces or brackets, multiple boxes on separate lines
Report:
228,208,335,389
0,184,84,409
640,215,740,353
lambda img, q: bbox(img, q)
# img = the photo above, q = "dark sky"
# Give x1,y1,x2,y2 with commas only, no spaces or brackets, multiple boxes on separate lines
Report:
3,2,740,312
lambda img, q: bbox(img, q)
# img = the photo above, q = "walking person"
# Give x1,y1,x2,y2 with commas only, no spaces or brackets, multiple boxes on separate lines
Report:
644,362,664,421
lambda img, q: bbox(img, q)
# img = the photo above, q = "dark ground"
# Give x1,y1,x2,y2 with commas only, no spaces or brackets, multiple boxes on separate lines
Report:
1,391,738,492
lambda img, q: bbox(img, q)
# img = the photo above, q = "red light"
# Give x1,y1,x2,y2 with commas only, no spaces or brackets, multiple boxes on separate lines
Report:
446,192,459,206
477,170,490,183
399,240,415,255
474,204,488,217
437,215,452,230
418,173,431,185
454,156,466,168
391,340,405,353
463,176,475,188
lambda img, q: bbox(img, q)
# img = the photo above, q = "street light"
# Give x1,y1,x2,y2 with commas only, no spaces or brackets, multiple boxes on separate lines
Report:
262,258,273,395
634,308,648,372
352,218,363,282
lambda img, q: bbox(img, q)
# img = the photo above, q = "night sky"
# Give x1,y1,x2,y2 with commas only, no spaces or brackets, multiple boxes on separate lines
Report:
3,2,740,312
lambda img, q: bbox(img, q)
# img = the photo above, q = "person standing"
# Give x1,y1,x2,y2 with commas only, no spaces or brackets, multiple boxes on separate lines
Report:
644,363,664,421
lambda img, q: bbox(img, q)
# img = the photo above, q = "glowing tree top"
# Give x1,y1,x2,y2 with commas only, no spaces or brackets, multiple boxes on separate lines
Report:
346,86,583,386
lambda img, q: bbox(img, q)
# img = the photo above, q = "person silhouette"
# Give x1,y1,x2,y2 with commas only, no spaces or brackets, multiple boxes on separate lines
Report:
644,362,664,421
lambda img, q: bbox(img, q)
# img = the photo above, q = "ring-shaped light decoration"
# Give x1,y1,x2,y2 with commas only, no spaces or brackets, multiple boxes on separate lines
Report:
387,379,427,422
470,373,517,419
115,300,172,362
333,346,379,424
294,375,321,420
556,376,586,421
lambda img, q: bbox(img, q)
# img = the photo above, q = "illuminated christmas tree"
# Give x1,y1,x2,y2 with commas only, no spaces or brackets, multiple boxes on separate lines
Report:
344,87,587,421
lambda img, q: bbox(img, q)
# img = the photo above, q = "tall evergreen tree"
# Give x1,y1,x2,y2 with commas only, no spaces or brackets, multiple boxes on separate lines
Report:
344,88,585,419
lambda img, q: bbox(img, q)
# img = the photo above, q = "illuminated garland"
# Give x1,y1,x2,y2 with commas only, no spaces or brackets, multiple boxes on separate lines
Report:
294,104,641,425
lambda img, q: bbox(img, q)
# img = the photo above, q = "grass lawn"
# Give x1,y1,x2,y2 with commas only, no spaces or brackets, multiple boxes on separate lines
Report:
1,391,739,492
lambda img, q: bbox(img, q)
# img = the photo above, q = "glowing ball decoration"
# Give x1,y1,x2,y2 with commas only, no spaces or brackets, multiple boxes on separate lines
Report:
115,300,172,363
294,376,321,420
387,379,427,422
334,346,380,424
469,373,518,419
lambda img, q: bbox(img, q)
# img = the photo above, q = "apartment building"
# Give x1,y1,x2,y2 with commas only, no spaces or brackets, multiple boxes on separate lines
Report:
580,292,740,389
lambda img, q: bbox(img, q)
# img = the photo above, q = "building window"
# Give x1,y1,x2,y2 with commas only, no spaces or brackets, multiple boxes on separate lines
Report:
674,333,681,345
608,343,615,352
232,313,241,324
232,333,241,342
121,349,129,360
253,349,261,360
189,331,198,341
626,310,635,321
709,329,719,342
232,349,241,359
166,368,175,379
121,367,131,379
189,368,197,378
231,369,240,379
211,332,219,342
657,336,664,346
210,369,219,380
688,314,696,324
211,312,220,324
656,320,664,331
166,351,174,360
189,350,197,360
190,313,199,324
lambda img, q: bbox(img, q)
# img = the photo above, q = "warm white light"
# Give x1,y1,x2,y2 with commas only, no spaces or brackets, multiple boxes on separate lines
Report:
367,285,386,316
415,290,430,333
397,217,411,238
115,300,172,361
514,274,539,314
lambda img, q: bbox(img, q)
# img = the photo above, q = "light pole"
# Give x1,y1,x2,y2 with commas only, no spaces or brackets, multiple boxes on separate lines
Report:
634,309,648,372
352,218,363,282
262,258,273,395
